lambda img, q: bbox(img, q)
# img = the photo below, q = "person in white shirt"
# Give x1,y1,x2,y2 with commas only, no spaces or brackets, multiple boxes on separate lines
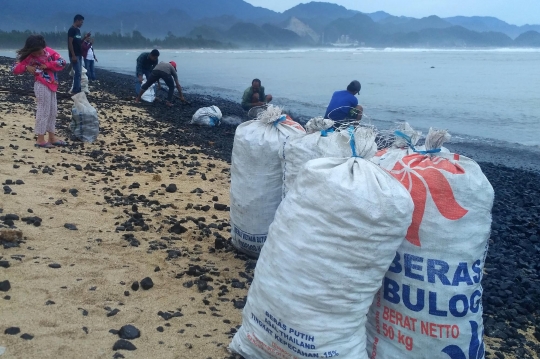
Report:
82,36,97,81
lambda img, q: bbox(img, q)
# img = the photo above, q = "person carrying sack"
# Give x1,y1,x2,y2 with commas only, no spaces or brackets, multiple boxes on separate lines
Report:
135,61,186,107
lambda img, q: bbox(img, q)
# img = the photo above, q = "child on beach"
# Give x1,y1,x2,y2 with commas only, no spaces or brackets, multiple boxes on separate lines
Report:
12,34,68,148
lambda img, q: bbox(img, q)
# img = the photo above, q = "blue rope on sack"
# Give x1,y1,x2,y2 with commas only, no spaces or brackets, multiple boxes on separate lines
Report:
394,130,441,155
320,128,335,137
273,115,286,127
348,126,360,158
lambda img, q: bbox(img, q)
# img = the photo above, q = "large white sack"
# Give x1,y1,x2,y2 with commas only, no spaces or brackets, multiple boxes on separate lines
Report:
279,117,351,198
230,105,305,257
230,127,414,359
70,92,99,142
366,128,494,359
190,105,222,126
140,75,156,103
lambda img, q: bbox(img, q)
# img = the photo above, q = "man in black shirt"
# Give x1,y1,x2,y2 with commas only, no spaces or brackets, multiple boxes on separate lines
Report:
68,14,84,94
135,49,160,95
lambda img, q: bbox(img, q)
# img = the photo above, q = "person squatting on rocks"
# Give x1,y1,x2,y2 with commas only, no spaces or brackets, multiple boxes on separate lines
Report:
136,61,186,107
12,35,68,148
241,78,272,111
67,14,84,94
82,34,98,81
324,80,363,123
135,49,160,94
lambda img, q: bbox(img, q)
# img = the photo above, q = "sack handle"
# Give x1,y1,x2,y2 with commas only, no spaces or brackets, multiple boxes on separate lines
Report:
394,130,441,155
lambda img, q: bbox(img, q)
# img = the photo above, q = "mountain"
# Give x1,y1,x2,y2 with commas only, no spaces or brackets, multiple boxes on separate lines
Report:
324,13,383,45
514,31,540,46
389,26,514,47
444,16,540,39
283,17,320,44
281,2,358,20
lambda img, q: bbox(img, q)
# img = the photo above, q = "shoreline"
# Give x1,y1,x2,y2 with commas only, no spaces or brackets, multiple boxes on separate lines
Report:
0,56,539,358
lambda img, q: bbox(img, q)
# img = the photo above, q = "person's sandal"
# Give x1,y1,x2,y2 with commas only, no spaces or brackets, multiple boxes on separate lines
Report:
34,142,54,148
52,140,69,147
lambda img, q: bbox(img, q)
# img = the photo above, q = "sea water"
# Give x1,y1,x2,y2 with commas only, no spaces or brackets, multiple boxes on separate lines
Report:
2,48,539,147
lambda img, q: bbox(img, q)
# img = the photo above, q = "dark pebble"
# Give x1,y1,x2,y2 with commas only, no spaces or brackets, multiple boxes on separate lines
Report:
4,327,20,335
64,223,78,230
20,333,34,340
131,281,139,291
48,263,61,269
0,280,11,292
140,277,154,290
214,203,228,211
165,184,177,193
118,324,140,340
0,261,10,268
112,339,137,351
107,309,120,317
156,326,164,332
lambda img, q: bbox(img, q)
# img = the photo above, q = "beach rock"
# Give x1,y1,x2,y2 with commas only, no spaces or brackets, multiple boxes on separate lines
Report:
113,339,137,351
118,325,140,340
0,261,9,268
48,263,61,269
165,184,177,193
20,333,34,340
0,280,11,292
169,223,187,234
4,327,20,335
64,223,78,230
214,203,228,211
156,326,164,332
131,281,139,291
0,229,23,242
140,277,154,290
107,309,120,317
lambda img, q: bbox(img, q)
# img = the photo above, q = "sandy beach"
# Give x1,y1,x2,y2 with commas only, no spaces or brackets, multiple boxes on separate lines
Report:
0,57,539,359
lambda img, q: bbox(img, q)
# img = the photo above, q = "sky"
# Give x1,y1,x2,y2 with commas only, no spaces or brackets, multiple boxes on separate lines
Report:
244,0,540,26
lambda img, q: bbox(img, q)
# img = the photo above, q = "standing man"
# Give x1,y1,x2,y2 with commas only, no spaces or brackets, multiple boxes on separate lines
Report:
68,14,84,94
82,35,98,81
241,78,272,111
324,80,363,122
136,61,186,107
135,49,160,94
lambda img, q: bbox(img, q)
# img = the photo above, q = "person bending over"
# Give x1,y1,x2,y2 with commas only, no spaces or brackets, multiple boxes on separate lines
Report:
135,49,160,94
324,80,363,123
241,78,272,111
136,61,186,107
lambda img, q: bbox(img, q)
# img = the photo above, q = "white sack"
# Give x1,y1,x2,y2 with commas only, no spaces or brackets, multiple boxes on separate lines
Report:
230,127,414,359
230,105,305,257
70,64,90,94
70,92,99,143
366,128,494,359
140,75,156,103
279,118,353,198
190,105,222,126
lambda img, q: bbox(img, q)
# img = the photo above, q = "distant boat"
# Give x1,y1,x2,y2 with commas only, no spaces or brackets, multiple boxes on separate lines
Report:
330,42,358,47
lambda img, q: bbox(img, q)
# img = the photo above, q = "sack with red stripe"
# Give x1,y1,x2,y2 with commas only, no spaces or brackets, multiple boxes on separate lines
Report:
366,128,494,359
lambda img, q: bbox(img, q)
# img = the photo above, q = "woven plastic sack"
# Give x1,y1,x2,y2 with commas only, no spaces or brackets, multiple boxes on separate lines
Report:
366,129,494,359
190,105,222,126
70,92,99,142
70,64,89,94
230,105,305,257
140,75,156,103
230,127,414,359
279,117,351,198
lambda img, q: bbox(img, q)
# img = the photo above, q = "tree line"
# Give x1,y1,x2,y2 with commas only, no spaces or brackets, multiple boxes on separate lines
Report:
0,30,235,50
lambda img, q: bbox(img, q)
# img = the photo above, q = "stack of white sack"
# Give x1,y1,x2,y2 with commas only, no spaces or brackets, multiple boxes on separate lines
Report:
230,105,305,257
279,117,352,198
366,128,494,359
229,126,414,359
70,92,99,142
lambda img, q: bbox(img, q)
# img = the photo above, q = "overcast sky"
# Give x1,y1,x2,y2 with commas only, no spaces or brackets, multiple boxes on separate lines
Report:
244,0,540,26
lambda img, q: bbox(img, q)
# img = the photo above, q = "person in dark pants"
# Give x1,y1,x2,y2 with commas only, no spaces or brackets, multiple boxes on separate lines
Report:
67,14,84,94
135,49,160,94
136,61,186,107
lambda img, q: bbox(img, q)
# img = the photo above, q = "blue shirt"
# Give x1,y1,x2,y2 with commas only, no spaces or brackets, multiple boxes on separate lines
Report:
324,90,359,122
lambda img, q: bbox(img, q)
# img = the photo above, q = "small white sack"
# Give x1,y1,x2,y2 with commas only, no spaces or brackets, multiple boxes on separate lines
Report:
280,117,351,197
140,75,156,103
230,105,305,257
70,92,99,142
190,106,222,126
230,127,414,359
366,129,494,359
370,122,422,167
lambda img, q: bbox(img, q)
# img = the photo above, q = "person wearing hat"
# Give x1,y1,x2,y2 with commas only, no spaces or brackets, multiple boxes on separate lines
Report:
135,49,160,94
136,61,186,107
324,80,363,122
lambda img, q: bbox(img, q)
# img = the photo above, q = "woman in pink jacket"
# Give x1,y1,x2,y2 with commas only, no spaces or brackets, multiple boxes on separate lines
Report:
12,35,68,148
